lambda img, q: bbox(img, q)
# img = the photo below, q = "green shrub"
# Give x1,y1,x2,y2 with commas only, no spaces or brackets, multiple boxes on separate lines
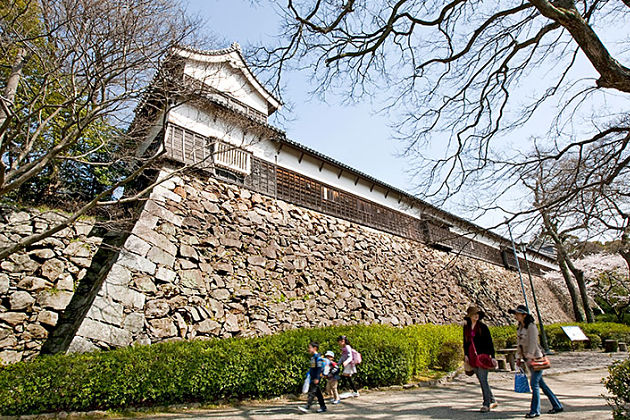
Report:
489,322,630,352
435,340,463,371
1,321,626,416
0,324,460,416
604,358,630,419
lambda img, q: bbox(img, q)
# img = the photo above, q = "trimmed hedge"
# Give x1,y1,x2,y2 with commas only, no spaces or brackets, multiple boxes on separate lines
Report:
0,324,460,416
1,322,627,416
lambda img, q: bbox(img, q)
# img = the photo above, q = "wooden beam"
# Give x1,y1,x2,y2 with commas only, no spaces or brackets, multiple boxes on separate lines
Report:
384,190,389,199
370,183,375,192
337,169,343,179
398,196,402,204
276,143,284,154
354,176,359,185
298,152,304,164
319,161,325,172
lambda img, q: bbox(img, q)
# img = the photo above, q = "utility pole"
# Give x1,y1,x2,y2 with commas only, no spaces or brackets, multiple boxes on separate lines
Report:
507,221,529,309
521,244,550,354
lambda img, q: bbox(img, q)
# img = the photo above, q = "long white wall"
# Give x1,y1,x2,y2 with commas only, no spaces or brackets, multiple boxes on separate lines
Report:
167,90,556,271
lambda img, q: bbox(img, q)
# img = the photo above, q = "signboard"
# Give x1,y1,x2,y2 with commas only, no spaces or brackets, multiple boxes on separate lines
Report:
561,326,589,342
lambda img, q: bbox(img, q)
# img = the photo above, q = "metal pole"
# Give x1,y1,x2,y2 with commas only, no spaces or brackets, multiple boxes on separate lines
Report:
522,245,550,354
507,221,530,309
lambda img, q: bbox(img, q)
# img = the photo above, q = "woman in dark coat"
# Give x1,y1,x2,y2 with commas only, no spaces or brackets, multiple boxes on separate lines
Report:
463,306,497,413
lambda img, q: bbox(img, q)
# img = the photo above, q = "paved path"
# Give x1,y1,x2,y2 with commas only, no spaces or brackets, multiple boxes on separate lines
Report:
127,352,627,420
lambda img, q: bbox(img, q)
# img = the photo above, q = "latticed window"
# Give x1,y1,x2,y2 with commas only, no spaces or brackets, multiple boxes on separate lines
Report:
165,124,213,167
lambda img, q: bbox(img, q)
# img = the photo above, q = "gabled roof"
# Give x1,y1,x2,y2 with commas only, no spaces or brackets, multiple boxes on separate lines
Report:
173,43,282,115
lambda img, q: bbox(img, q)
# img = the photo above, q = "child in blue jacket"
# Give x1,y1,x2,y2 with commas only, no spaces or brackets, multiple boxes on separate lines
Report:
299,341,327,413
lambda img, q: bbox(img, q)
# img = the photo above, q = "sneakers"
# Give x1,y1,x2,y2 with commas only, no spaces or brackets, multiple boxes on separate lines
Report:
490,402,498,409
352,391,360,397
298,406,309,413
480,406,490,413
525,414,540,418
316,407,327,413
332,399,341,404
548,408,564,414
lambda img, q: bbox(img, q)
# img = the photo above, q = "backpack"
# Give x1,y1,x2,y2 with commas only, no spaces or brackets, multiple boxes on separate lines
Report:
351,348,362,365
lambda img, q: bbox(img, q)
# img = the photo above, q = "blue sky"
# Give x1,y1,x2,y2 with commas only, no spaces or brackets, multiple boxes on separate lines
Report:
186,0,628,235
188,1,411,190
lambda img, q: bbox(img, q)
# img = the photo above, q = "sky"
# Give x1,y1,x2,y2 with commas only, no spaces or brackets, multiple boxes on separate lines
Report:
187,0,404,187
185,0,629,236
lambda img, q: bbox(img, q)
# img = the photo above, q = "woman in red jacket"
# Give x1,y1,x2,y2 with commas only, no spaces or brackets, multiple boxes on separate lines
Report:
463,306,498,413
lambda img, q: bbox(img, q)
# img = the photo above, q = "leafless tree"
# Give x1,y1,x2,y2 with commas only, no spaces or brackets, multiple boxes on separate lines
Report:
519,134,630,322
254,0,629,216
0,0,204,259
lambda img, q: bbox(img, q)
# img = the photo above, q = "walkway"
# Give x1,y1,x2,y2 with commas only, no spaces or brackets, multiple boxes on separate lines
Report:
129,352,627,420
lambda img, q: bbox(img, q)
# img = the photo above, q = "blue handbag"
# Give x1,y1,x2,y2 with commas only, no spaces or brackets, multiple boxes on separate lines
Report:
514,369,531,393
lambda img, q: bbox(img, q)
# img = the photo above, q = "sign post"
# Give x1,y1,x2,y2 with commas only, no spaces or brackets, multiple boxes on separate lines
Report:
522,245,550,354
507,221,529,309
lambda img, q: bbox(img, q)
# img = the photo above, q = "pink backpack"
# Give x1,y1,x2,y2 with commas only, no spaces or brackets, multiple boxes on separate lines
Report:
351,348,362,365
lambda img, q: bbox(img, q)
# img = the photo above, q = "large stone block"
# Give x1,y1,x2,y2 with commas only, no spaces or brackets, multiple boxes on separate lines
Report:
0,312,28,326
87,297,124,326
148,318,177,338
10,291,35,311
77,318,132,348
67,336,99,353
0,273,9,294
37,290,73,311
131,224,178,256
145,299,170,318
41,258,66,281
37,310,59,327
144,200,183,226
9,254,39,273
0,350,23,364
196,319,221,335
17,276,48,292
63,241,92,258
116,251,156,275
147,246,176,268
123,312,145,334
156,267,176,283
99,280,146,310
124,235,152,257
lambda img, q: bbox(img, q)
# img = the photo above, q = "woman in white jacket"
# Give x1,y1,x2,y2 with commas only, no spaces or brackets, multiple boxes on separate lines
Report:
337,335,359,397
510,305,563,418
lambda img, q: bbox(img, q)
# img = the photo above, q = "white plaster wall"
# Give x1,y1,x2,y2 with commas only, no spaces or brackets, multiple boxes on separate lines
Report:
168,103,262,150
183,60,269,115
168,102,557,271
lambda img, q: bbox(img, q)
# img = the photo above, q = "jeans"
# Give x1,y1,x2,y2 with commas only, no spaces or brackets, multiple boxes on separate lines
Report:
529,369,562,415
307,381,326,409
474,367,495,407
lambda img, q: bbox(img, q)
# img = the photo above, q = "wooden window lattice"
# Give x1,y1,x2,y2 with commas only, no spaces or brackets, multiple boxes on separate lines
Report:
163,126,550,272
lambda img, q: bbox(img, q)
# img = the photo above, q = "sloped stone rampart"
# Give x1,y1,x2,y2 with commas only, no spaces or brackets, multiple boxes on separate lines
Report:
0,207,100,363
0,170,572,360
70,168,571,350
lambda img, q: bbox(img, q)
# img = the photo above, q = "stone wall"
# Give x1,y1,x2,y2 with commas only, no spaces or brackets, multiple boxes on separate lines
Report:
0,169,572,361
0,207,100,364
70,168,571,350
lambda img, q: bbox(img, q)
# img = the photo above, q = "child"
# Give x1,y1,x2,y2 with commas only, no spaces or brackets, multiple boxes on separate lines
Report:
299,341,327,413
324,350,340,404
338,335,359,397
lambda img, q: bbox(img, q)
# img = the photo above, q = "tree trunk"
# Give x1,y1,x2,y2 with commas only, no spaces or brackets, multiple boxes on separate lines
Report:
564,256,595,323
557,254,585,322
0,48,27,188
539,208,593,322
